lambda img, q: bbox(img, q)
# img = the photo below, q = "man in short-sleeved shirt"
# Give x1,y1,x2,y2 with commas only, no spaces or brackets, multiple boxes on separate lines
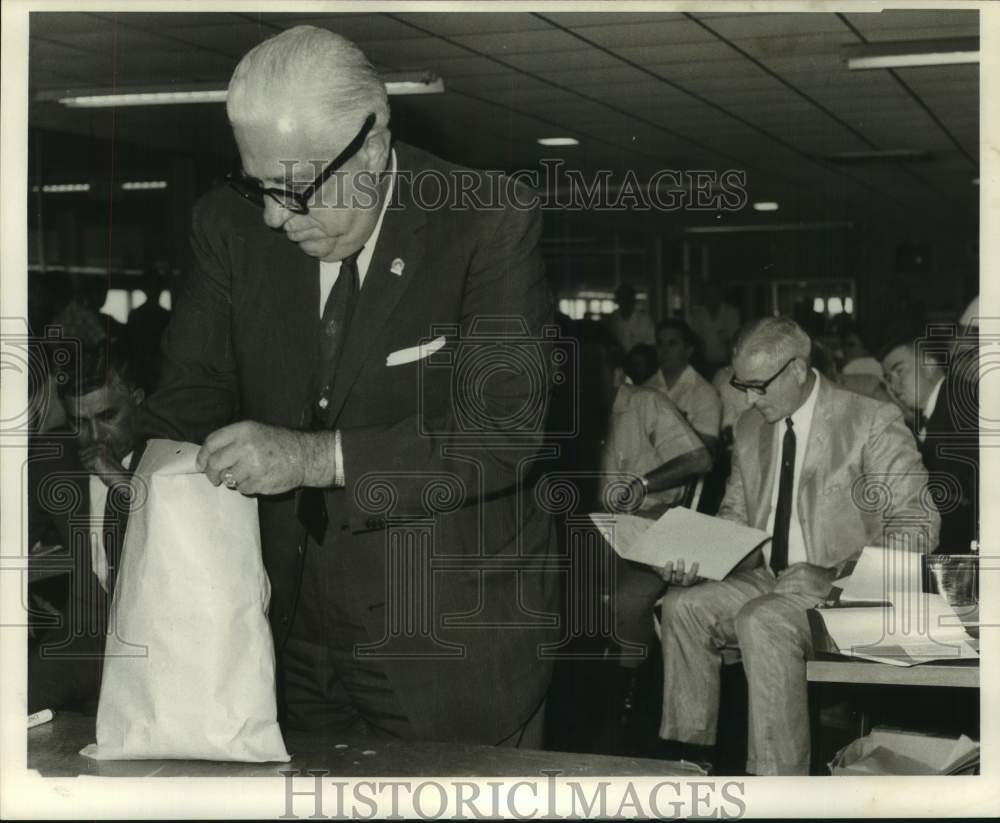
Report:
644,319,722,454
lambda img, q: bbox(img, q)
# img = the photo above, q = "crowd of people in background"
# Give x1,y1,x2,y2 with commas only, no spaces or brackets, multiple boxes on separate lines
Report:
24,267,981,770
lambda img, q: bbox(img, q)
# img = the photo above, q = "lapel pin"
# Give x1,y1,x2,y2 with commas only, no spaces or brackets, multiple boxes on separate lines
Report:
390,258,405,276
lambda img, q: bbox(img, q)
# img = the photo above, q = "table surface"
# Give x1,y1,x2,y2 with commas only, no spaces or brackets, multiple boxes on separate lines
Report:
27,713,703,778
807,656,979,688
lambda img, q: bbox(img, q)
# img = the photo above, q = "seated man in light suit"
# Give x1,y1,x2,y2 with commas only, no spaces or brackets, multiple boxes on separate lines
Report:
658,317,939,775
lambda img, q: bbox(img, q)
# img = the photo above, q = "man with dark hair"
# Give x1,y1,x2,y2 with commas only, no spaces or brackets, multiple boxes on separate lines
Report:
881,338,978,553
605,284,656,353
645,319,722,454
29,342,145,713
658,316,937,775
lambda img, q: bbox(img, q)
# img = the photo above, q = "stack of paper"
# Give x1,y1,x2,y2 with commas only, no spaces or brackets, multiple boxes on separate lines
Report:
830,729,979,775
818,545,979,666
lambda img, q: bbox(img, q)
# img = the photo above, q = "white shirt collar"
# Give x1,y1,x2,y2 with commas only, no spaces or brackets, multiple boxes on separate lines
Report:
355,147,397,285
788,368,821,432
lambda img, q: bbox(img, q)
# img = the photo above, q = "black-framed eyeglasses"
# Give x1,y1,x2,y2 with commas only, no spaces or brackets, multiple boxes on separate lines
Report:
730,357,797,395
226,112,377,215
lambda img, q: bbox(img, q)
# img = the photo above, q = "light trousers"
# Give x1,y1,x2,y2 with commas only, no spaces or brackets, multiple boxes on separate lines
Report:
658,565,819,775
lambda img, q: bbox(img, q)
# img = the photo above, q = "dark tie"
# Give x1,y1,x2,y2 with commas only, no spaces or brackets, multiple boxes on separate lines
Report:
102,480,126,606
298,249,363,544
770,418,796,574
313,247,362,424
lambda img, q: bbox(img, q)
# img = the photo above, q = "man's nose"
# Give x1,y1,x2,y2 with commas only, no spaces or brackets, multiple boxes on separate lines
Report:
745,391,760,408
78,418,99,443
262,197,293,229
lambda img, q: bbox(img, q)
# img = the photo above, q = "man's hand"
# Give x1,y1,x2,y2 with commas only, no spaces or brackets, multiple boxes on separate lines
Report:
78,443,127,488
660,559,703,587
196,421,336,495
773,562,837,600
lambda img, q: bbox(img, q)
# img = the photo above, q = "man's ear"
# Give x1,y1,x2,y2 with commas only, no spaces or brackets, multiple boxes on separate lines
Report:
360,128,392,174
131,387,146,406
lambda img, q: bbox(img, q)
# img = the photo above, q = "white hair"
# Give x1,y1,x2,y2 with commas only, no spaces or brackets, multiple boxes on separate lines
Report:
227,25,389,147
733,316,811,363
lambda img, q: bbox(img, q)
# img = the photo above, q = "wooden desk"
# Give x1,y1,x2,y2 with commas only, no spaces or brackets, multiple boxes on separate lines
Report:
807,658,978,689
28,713,702,778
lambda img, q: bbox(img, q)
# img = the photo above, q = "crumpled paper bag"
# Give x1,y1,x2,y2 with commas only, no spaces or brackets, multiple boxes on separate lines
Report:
81,439,289,762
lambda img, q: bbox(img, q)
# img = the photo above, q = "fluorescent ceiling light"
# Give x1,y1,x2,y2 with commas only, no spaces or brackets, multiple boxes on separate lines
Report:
845,38,978,70
122,181,168,190
537,137,580,147
384,72,445,95
752,201,779,212
51,72,444,108
32,183,90,193
61,90,227,107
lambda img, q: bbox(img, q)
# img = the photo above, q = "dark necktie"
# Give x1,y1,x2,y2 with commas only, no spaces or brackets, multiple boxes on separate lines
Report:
298,249,363,544
313,247,362,425
770,417,796,574
102,479,126,608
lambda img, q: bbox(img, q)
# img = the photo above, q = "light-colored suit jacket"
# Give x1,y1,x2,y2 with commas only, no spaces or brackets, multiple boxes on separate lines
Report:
718,376,940,570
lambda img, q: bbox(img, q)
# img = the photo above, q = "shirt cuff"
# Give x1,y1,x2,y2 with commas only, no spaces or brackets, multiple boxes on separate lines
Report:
334,429,345,488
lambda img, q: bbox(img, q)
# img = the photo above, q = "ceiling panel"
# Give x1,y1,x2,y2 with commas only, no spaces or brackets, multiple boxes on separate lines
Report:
449,28,591,56
24,9,980,229
389,13,551,36
690,12,848,40
843,10,978,36
562,19,717,49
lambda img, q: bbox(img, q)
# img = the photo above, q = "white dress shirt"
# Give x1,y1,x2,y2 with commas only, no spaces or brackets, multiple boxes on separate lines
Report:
763,369,820,569
644,364,722,441
87,451,133,592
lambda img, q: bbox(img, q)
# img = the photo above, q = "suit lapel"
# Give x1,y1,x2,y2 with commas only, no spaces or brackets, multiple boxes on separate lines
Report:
265,239,320,426
798,376,830,494
325,175,427,425
751,417,776,527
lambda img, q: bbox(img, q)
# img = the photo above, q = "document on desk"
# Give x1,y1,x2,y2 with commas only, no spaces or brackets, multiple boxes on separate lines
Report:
817,593,979,667
836,544,922,604
589,507,769,580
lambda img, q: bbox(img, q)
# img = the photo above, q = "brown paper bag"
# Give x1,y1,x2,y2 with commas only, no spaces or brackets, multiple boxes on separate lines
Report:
81,439,289,762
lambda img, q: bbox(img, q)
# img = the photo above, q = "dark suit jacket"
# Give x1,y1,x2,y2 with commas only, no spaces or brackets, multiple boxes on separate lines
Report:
138,142,559,743
719,376,940,570
27,434,142,712
921,372,979,553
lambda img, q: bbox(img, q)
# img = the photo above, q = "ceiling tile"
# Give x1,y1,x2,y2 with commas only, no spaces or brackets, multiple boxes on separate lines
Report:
388,13,551,36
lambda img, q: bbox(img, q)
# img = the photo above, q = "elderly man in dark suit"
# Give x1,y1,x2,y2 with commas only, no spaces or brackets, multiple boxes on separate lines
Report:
658,317,939,775
881,338,979,553
139,26,557,746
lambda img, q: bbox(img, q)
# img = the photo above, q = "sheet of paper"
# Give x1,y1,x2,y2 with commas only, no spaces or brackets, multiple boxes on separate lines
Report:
837,544,922,603
589,507,769,580
817,594,979,666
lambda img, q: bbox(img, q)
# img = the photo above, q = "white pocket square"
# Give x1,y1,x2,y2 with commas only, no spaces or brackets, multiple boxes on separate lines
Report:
385,336,447,367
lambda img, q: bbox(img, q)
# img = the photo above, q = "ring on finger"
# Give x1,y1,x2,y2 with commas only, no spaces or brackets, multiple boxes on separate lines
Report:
223,470,238,489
